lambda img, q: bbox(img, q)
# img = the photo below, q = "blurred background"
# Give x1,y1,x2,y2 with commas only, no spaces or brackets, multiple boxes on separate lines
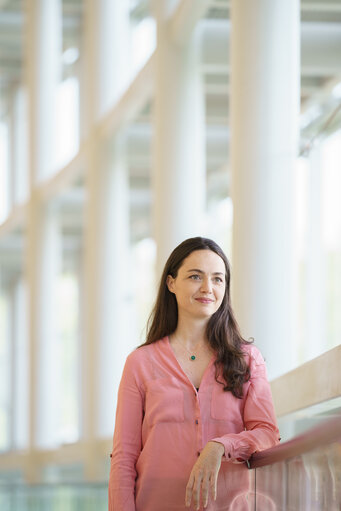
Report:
0,0,340,509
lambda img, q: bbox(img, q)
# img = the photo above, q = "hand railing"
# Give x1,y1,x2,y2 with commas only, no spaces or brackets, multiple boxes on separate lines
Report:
248,415,341,510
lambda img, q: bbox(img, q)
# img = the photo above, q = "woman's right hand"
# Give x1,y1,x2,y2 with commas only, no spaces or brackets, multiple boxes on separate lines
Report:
185,441,224,509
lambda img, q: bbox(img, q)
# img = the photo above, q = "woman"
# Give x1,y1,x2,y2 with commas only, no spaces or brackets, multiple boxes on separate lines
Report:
109,237,279,510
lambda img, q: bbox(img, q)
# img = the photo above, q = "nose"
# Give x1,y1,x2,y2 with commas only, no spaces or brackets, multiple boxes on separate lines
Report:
200,277,213,294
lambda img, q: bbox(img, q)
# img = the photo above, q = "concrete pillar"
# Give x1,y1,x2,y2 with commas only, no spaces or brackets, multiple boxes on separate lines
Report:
230,0,300,379
26,202,61,451
25,196,62,481
25,0,62,182
97,0,130,116
10,87,28,205
12,278,29,449
82,134,131,475
81,0,131,479
36,206,62,447
8,90,15,213
8,85,29,207
0,285,10,450
24,0,62,480
0,120,9,222
305,147,326,361
152,0,206,276
80,0,130,133
97,133,132,438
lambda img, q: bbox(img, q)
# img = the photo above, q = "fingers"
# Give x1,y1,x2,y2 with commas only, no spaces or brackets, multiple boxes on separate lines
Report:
210,472,217,502
185,472,194,507
186,470,204,510
186,442,223,508
186,470,216,509
201,476,210,508
185,474,205,510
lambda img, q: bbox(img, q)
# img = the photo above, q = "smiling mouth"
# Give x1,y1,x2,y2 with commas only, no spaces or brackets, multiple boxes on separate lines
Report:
195,298,214,304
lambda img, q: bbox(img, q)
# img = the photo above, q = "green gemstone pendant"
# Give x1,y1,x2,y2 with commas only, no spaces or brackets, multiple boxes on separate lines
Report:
190,355,196,361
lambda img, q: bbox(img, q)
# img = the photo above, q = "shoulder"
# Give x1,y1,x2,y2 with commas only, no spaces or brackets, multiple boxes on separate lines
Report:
124,338,166,373
125,343,155,365
241,343,266,368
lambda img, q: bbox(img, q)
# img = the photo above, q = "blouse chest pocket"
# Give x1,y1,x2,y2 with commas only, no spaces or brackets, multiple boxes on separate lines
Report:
210,384,244,425
144,377,185,425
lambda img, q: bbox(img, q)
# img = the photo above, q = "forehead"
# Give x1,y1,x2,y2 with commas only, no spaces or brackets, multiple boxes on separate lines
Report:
180,249,225,272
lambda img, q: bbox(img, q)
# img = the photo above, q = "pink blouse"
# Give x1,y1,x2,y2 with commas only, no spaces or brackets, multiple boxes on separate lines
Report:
109,337,279,511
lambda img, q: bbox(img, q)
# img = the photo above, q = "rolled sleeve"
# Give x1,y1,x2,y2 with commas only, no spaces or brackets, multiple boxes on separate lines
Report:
212,346,280,462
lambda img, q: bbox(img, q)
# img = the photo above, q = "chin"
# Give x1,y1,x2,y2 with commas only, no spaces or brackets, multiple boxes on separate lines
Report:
194,309,217,319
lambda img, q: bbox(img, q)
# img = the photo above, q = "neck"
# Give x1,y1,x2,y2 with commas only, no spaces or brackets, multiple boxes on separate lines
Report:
172,316,209,350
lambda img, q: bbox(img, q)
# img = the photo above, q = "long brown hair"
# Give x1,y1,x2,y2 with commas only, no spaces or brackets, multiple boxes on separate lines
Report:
141,237,252,398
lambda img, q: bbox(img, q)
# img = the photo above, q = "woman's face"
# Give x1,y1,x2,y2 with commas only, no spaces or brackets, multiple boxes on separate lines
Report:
167,249,226,321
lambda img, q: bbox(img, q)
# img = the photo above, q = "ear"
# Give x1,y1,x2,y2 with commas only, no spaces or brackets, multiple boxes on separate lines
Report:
166,274,176,294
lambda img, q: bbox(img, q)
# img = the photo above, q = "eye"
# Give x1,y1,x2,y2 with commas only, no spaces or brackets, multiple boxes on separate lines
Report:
189,274,201,280
214,277,224,283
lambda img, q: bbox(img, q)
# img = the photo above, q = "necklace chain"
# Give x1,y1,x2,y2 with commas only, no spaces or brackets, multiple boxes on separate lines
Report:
173,335,204,361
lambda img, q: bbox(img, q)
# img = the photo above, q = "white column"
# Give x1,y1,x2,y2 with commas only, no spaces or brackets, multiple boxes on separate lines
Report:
152,0,206,276
304,147,326,361
81,0,131,479
80,0,130,131
25,0,62,182
97,0,130,116
230,0,300,379
10,86,29,205
97,133,132,438
0,119,10,222
25,197,62,479
9,281,16,450
24,0,62,481
82,135,131,474
13,278,29,449
8,85,29,207
26,203,62,450
36,206,62,447
0,285,11,450
8,90,15,213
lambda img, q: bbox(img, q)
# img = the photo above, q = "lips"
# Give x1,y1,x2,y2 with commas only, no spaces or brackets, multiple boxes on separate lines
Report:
195,298,214,304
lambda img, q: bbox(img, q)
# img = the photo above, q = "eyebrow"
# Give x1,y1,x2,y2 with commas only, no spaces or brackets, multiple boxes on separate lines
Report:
186,269,224,276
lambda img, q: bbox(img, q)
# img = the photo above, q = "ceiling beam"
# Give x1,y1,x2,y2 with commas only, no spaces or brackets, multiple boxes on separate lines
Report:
169,0,211,46
301,2,341,13
97,52,155,141
200,18,341,77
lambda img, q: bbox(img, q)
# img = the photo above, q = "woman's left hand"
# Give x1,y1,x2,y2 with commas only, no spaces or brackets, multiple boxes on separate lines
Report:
185,441,225,510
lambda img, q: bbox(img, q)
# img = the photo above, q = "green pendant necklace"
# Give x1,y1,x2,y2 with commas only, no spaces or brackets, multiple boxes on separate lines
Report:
174,336,201,361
